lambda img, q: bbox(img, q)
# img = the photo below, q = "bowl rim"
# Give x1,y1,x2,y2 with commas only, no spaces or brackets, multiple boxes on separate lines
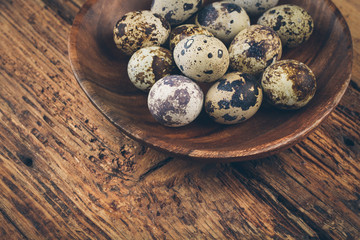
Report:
68,0,353,162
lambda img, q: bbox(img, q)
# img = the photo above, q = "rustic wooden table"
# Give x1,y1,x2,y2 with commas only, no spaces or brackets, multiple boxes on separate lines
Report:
1,0,359,239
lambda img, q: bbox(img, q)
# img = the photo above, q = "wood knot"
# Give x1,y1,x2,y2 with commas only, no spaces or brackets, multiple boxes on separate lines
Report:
18,155,33,167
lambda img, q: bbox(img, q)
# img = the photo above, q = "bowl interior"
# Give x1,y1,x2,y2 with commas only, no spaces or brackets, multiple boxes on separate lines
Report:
69,0,352,161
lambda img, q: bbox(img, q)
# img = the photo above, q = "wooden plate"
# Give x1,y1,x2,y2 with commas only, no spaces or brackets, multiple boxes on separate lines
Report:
68,0,353,162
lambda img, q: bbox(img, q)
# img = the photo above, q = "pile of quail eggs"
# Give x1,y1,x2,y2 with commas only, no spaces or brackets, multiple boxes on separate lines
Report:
114,0,317,127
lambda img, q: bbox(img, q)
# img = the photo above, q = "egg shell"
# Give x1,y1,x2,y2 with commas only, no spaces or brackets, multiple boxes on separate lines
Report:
169,24,213,51
228,0,279,16
205,72,263,125
148,75,204,127
151,0,203,26
261,59,316,110
229,25,282,76
128,46,174,92
174,34,229,83
257,5,314,48
113,10,171,55
195,1,250,44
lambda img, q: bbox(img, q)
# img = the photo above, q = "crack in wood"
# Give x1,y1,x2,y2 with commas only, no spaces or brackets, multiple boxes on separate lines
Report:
0,207,28,240
138,157,174,181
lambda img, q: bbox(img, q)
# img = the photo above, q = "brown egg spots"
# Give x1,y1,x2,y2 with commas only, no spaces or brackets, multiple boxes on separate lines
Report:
145,24,155,36
172,25,190,35
183,3,193,11
283,7,291,12
164,11,177,24
116,23,127,37
263,61,316,109
163,76,183,87
220,3,242,13
170,25,213,50
217,74,259,111
222,114,238,121
246,40,266,60
205,101,215,113
255,2,266,12
280,62,316,101
218,100,230,109
152,88,191,126
152,55,171,81
175,89,191,105
119,15,128,22
135,72,146,83
154,13,171,29
197,5,219,27
273,15,285,31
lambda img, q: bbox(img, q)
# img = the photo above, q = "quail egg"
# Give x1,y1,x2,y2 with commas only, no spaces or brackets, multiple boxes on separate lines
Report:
148,75,204,127
261,59,316,110
195,1,250,44
151,0,203,26
257,5,314,48
228,0,279,16
229,25,282,76
174,34,229,83
114,10,171,55
169,24,213,51
205,72,263,124
128,46,174,91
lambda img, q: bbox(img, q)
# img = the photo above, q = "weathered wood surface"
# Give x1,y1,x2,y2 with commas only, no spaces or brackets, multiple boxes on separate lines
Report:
0,0,359,239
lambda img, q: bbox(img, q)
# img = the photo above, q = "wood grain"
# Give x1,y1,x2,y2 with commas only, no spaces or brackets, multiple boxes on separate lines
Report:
332,0,360,88
69,0,353,161
0,0,359,239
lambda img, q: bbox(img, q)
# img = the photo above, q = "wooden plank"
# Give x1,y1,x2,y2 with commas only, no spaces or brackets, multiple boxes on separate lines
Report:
0,0,359,239
0,208,27,240
332,0,360,87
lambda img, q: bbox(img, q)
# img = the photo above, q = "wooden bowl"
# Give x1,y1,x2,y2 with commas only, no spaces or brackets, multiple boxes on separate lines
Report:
68,0,353,162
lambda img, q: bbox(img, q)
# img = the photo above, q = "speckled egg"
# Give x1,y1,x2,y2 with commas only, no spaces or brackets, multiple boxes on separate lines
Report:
228,0,279,16
195,2,250,44
148,75,204,127
113,10,171,55
257,5,314,48
205,72,263,124
229,25,282,76
261,60,316,110
169,24,213,51
174,34,229,82
151,0,203,26
127,46,174,91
